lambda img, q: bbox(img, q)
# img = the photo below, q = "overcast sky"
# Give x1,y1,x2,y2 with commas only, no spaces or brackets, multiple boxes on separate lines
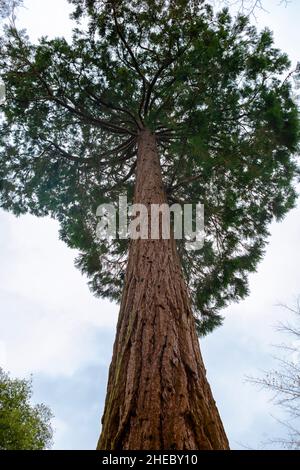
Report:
0,0,300,450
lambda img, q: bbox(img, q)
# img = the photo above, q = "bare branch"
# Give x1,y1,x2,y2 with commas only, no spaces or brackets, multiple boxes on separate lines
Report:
248,300,300,449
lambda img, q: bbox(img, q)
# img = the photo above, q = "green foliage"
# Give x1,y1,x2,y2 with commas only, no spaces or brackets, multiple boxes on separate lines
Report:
0,368,53,450
0,0,299,334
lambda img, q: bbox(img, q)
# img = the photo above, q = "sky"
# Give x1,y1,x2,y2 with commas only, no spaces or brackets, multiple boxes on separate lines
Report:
0,0,300,450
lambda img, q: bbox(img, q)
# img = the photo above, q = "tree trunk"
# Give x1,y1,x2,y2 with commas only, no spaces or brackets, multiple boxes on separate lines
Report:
97,128,229,450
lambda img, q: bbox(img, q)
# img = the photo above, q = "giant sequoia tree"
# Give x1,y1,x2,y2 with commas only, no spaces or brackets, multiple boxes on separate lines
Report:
0,0,299,450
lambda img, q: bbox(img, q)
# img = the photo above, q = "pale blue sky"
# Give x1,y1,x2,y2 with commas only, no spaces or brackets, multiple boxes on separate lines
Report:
0,0,300,449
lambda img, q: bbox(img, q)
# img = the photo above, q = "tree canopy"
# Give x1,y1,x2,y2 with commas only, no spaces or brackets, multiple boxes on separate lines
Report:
0,368,53,450
0,0,299,334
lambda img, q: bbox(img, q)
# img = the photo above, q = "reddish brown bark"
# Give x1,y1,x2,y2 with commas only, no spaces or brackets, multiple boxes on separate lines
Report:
97,128,229,450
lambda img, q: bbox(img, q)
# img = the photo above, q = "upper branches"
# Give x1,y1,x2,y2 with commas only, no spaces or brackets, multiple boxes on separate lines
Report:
1,0,299,334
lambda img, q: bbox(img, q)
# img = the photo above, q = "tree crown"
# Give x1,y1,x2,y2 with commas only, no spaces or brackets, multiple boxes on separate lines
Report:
0,0,299,333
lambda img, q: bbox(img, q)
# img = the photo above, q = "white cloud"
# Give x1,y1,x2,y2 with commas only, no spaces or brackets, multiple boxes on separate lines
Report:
17,0,73,41
0,211,118,377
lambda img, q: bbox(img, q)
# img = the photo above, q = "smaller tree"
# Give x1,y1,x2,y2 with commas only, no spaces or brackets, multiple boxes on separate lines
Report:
249,302,300,449
0,368,53,450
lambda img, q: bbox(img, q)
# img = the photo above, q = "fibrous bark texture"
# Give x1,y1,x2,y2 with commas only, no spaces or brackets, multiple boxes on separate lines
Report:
97,128,229,450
